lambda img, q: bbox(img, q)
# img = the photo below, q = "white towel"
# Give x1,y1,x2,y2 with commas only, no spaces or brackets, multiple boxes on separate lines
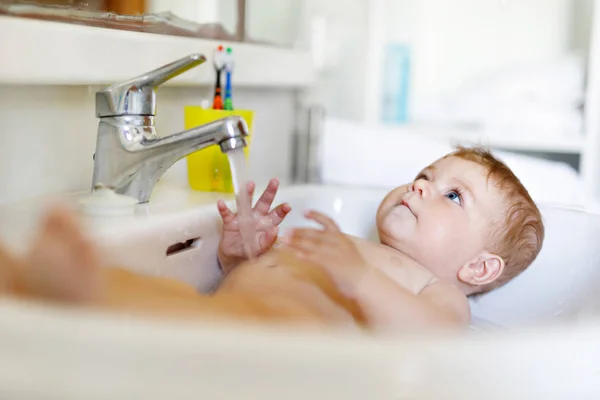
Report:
320,118,585,208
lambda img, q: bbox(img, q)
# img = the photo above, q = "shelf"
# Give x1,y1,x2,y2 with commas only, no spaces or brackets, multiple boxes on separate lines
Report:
0,15,315,87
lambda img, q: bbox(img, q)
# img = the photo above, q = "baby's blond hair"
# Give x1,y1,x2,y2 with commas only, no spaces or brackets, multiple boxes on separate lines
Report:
446,146,545,293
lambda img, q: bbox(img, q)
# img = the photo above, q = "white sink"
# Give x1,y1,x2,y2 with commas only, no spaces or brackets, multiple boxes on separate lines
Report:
1,182,600,398
0,182,232,293
1,181,600,329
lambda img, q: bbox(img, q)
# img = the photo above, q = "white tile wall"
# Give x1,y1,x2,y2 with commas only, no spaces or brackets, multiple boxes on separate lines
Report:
0,85,296,205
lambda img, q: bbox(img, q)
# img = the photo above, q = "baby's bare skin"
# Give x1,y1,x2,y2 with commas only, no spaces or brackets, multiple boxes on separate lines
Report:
221,234,469,332
352,236,439,294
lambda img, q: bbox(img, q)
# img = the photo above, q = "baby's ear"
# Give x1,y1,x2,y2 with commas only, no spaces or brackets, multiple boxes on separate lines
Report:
457,252,505,287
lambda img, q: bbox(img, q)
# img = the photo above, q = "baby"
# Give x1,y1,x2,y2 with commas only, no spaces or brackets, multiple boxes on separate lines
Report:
215,146,545,331
0,146,544,333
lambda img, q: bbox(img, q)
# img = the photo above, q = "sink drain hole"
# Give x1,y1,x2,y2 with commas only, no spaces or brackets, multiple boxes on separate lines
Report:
166,237,201,256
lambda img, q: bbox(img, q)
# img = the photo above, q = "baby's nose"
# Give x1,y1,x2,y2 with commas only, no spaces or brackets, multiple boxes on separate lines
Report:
412,179,431,198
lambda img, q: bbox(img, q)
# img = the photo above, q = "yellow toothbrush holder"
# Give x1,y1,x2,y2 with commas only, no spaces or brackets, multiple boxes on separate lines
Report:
184,107,254,193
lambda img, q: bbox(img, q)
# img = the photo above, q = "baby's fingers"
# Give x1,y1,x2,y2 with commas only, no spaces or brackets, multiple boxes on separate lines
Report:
246,181,256,204
269,203,292,226
283,230,336,266
283,228,329,252
304,210,340,232
254,178,279,215
217,200,236,224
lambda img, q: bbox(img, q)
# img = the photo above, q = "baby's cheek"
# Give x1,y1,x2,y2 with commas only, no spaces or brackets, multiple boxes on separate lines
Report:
424,223,449,246
422,219,462,250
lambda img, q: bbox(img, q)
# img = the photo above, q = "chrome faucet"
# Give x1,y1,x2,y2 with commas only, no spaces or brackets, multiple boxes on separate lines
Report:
91,53,249,203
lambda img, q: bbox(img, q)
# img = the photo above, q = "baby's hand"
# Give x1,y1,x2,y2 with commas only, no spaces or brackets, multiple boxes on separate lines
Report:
217,178,291,273
283,210,368,295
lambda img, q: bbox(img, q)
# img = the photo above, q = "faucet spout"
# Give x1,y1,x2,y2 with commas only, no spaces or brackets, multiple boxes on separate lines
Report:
150,116,249,153
92,115,249,203
91,53,252,204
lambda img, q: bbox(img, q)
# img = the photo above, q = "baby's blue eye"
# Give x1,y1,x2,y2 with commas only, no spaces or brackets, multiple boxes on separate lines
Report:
445,190,462,205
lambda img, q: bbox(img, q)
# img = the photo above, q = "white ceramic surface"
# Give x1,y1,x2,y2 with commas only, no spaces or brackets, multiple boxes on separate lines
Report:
0,182,232,293
0,183,599,398
1,182,597,328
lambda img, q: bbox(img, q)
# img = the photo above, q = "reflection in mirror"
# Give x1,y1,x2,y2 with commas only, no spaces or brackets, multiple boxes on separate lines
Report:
0,0,254,43
0,0,141,13
146,0,243,40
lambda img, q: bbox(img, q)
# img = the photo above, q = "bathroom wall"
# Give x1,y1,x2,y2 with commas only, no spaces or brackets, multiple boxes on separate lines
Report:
0,85,297,205
570,0,594,57
295,0,580,124
295,0,370,122
382,0,574,106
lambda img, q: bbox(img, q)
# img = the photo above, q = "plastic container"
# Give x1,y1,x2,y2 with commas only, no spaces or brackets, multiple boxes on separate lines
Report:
381,43,411,124
184,107,254,193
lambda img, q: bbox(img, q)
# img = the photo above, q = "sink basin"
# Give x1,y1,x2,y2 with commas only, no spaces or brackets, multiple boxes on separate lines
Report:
1,182,600,398
1,181,600,330
0,182,234,293
0,182,402,296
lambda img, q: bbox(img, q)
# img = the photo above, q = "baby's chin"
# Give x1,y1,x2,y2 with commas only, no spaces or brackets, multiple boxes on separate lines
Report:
377,217,414,244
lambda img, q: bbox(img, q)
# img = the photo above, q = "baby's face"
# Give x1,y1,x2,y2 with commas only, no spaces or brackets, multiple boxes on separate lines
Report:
376,156,504,282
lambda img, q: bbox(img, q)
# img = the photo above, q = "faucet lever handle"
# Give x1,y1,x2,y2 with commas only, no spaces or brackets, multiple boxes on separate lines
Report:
96,53,207,118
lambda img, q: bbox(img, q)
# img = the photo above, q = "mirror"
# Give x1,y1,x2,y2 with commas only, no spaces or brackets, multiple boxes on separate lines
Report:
0,0,265,44
0,0,305,47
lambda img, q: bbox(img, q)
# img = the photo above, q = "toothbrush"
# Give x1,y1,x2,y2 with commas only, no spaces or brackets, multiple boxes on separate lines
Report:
224,47,235,111
212,45,226,110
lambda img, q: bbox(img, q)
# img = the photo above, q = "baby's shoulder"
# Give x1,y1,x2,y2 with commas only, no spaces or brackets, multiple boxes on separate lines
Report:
348,235,436,294
420,279,471,323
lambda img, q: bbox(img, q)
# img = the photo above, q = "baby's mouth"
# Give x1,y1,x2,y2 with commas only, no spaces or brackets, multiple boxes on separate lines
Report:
398,199,415,216
400,200,409,208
